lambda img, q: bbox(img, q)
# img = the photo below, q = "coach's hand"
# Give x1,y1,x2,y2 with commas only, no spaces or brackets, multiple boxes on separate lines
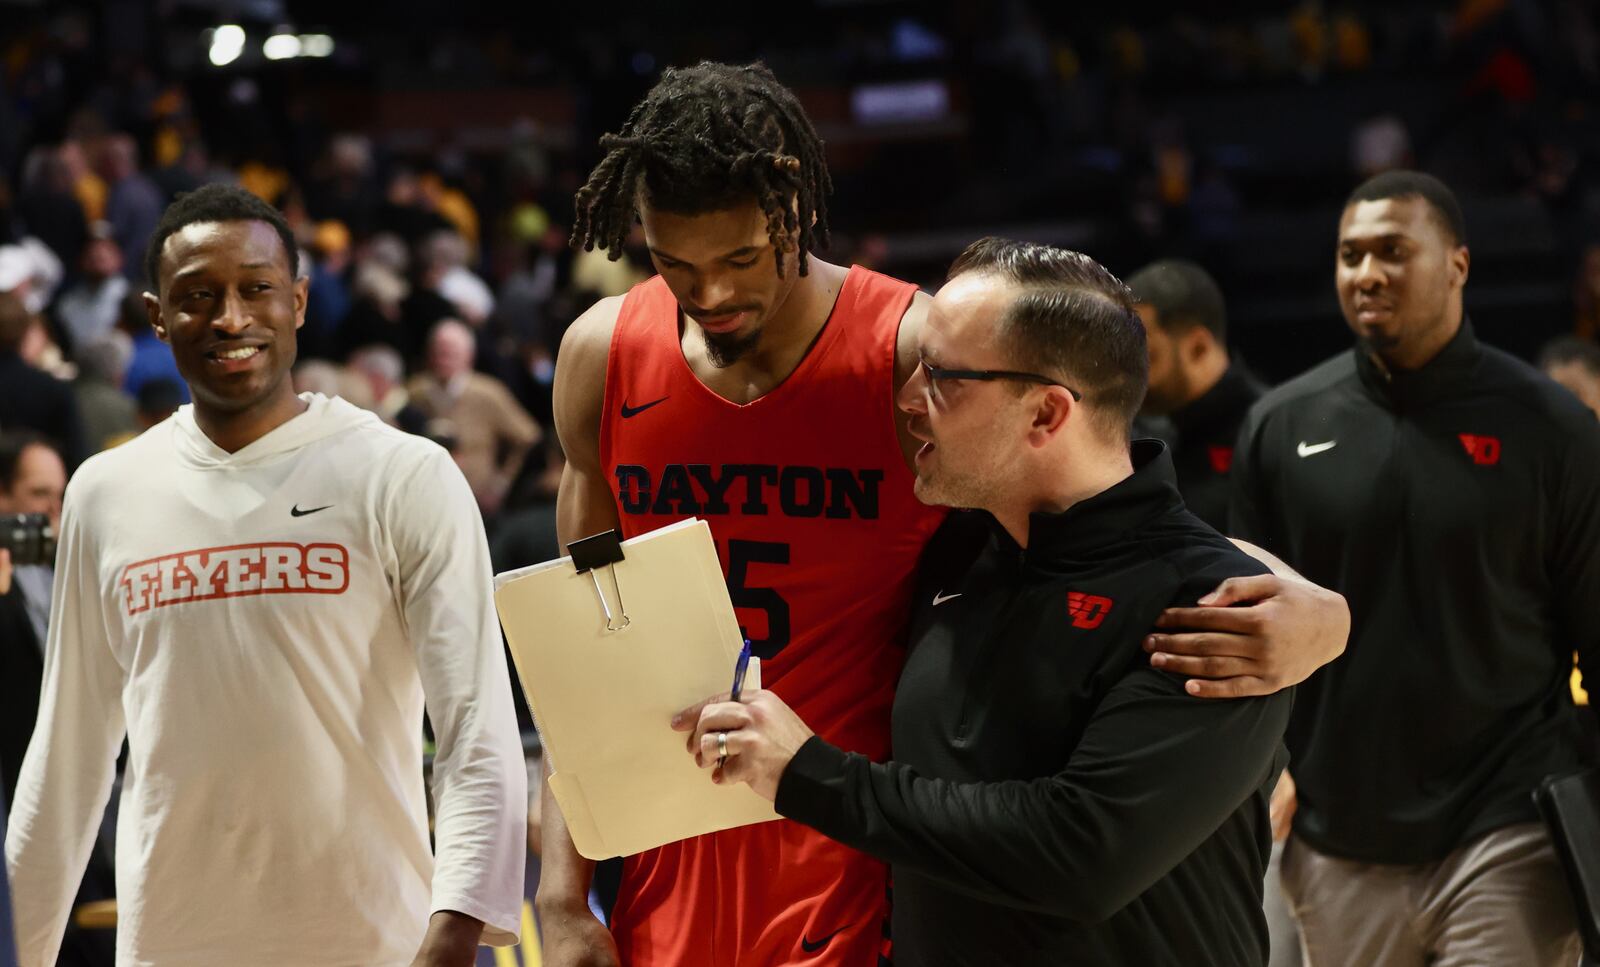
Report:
408,910,483,967
1144,573,1349,699
673,689,814,802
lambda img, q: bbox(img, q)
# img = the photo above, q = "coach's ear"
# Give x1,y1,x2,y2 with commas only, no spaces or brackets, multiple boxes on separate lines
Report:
1027,385,1076,448
144,291,168,342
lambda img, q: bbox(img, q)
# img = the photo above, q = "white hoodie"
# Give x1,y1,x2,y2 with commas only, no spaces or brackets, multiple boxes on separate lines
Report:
5,394,527,967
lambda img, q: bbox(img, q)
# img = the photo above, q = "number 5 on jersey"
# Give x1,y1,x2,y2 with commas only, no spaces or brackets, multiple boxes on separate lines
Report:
725,539,791,659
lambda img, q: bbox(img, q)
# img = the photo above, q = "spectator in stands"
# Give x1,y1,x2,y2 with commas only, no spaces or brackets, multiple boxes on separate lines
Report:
1350,114,1413,180
0,225,63,317
0,432,65,804
116,290,188,404
0,293,85,468
376,167,453,246
341,259,414,360
494,230,569,354
133,378,182,431
306,134,381,237
53,226,128,353
401,259,461,362
408,318,539,515
97,135,162,281
349,344,428,435
1540,336,1600,417
72,333,136,453
291,359,373,410
1128,259,1261,530
15,147,87,272
570,224,650,298
301,220,353,360
151,140,228,202
421,230,494,326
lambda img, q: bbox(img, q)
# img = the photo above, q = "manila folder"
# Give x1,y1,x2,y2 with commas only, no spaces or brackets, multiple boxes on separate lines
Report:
494,518,780,860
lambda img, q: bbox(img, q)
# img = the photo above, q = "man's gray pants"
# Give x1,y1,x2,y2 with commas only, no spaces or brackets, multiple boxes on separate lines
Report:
1280,823,1582,967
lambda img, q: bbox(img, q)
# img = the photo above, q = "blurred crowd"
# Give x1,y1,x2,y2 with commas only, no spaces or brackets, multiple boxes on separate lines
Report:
3,0,1600,551
0,123,628,556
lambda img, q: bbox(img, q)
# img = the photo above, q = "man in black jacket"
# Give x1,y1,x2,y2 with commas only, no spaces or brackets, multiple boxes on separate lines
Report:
1231,170,1595,966
679,239,1298,966
1127,258,1263,531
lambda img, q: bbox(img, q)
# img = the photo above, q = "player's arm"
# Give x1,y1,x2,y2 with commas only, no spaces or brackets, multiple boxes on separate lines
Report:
388,443,528,959
1145,407,1350,698
4,483,128,967
537,296,625,967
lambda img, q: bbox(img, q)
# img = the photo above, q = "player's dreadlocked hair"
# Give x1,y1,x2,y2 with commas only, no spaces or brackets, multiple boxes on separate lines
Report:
572,61,832,277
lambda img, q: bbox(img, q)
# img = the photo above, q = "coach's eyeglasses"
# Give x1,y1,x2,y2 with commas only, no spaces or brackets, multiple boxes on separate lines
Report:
918,357,1082,405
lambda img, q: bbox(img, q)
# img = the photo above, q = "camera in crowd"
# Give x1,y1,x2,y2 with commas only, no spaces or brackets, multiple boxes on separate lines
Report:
1,513,57,567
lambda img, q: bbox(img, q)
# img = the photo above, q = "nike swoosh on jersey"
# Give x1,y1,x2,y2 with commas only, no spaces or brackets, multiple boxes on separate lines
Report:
290,504,333,517
620,396,669,418
932,590,963,606
800,927,847,953
1296,440,1338,458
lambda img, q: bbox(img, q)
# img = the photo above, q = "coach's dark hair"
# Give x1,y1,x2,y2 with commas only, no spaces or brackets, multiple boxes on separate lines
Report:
949,237,1147,440
0,430,56,493
1126,258,1228,343
572,61,832,277
1345,170,1467,246
144,183,299,292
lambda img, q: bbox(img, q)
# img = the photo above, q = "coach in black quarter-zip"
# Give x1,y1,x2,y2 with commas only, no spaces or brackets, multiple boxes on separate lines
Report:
680,238,1303,966
1231,171,1598,966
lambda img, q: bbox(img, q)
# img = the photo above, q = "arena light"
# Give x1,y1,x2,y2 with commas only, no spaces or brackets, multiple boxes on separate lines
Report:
299,34,335,58
263,33,301,60
209,24,246,67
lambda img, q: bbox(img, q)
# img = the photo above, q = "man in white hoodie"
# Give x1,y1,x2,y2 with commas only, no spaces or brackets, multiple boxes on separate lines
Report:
4,183,528,967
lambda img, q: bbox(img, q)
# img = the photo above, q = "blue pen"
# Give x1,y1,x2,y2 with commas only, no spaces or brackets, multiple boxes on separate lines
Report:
718,640,753,771
730,639,753,703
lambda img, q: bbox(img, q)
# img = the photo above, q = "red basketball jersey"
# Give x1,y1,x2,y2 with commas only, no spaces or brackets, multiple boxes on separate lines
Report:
598,267,946,966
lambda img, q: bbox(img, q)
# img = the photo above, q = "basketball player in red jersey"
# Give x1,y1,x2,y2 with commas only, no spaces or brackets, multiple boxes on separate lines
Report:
539,62,1350,967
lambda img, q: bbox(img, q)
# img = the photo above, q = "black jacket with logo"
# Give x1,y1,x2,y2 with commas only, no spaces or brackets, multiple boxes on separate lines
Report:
1230,319,1600,865
1165,363,1265,531
776,442,1290,967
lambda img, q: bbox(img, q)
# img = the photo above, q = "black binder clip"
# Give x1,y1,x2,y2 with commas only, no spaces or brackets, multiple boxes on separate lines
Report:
569,530,631,632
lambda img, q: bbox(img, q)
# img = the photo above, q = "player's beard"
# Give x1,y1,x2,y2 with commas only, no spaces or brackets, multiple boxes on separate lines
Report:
704,326,763,368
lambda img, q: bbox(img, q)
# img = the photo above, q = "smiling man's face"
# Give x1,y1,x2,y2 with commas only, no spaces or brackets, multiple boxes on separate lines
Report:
145,219,307,418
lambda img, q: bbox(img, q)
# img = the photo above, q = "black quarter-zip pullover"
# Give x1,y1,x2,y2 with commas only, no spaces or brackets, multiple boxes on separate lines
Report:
1167,363,1265,530
776,442,1291,966
1230,319,1600,864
